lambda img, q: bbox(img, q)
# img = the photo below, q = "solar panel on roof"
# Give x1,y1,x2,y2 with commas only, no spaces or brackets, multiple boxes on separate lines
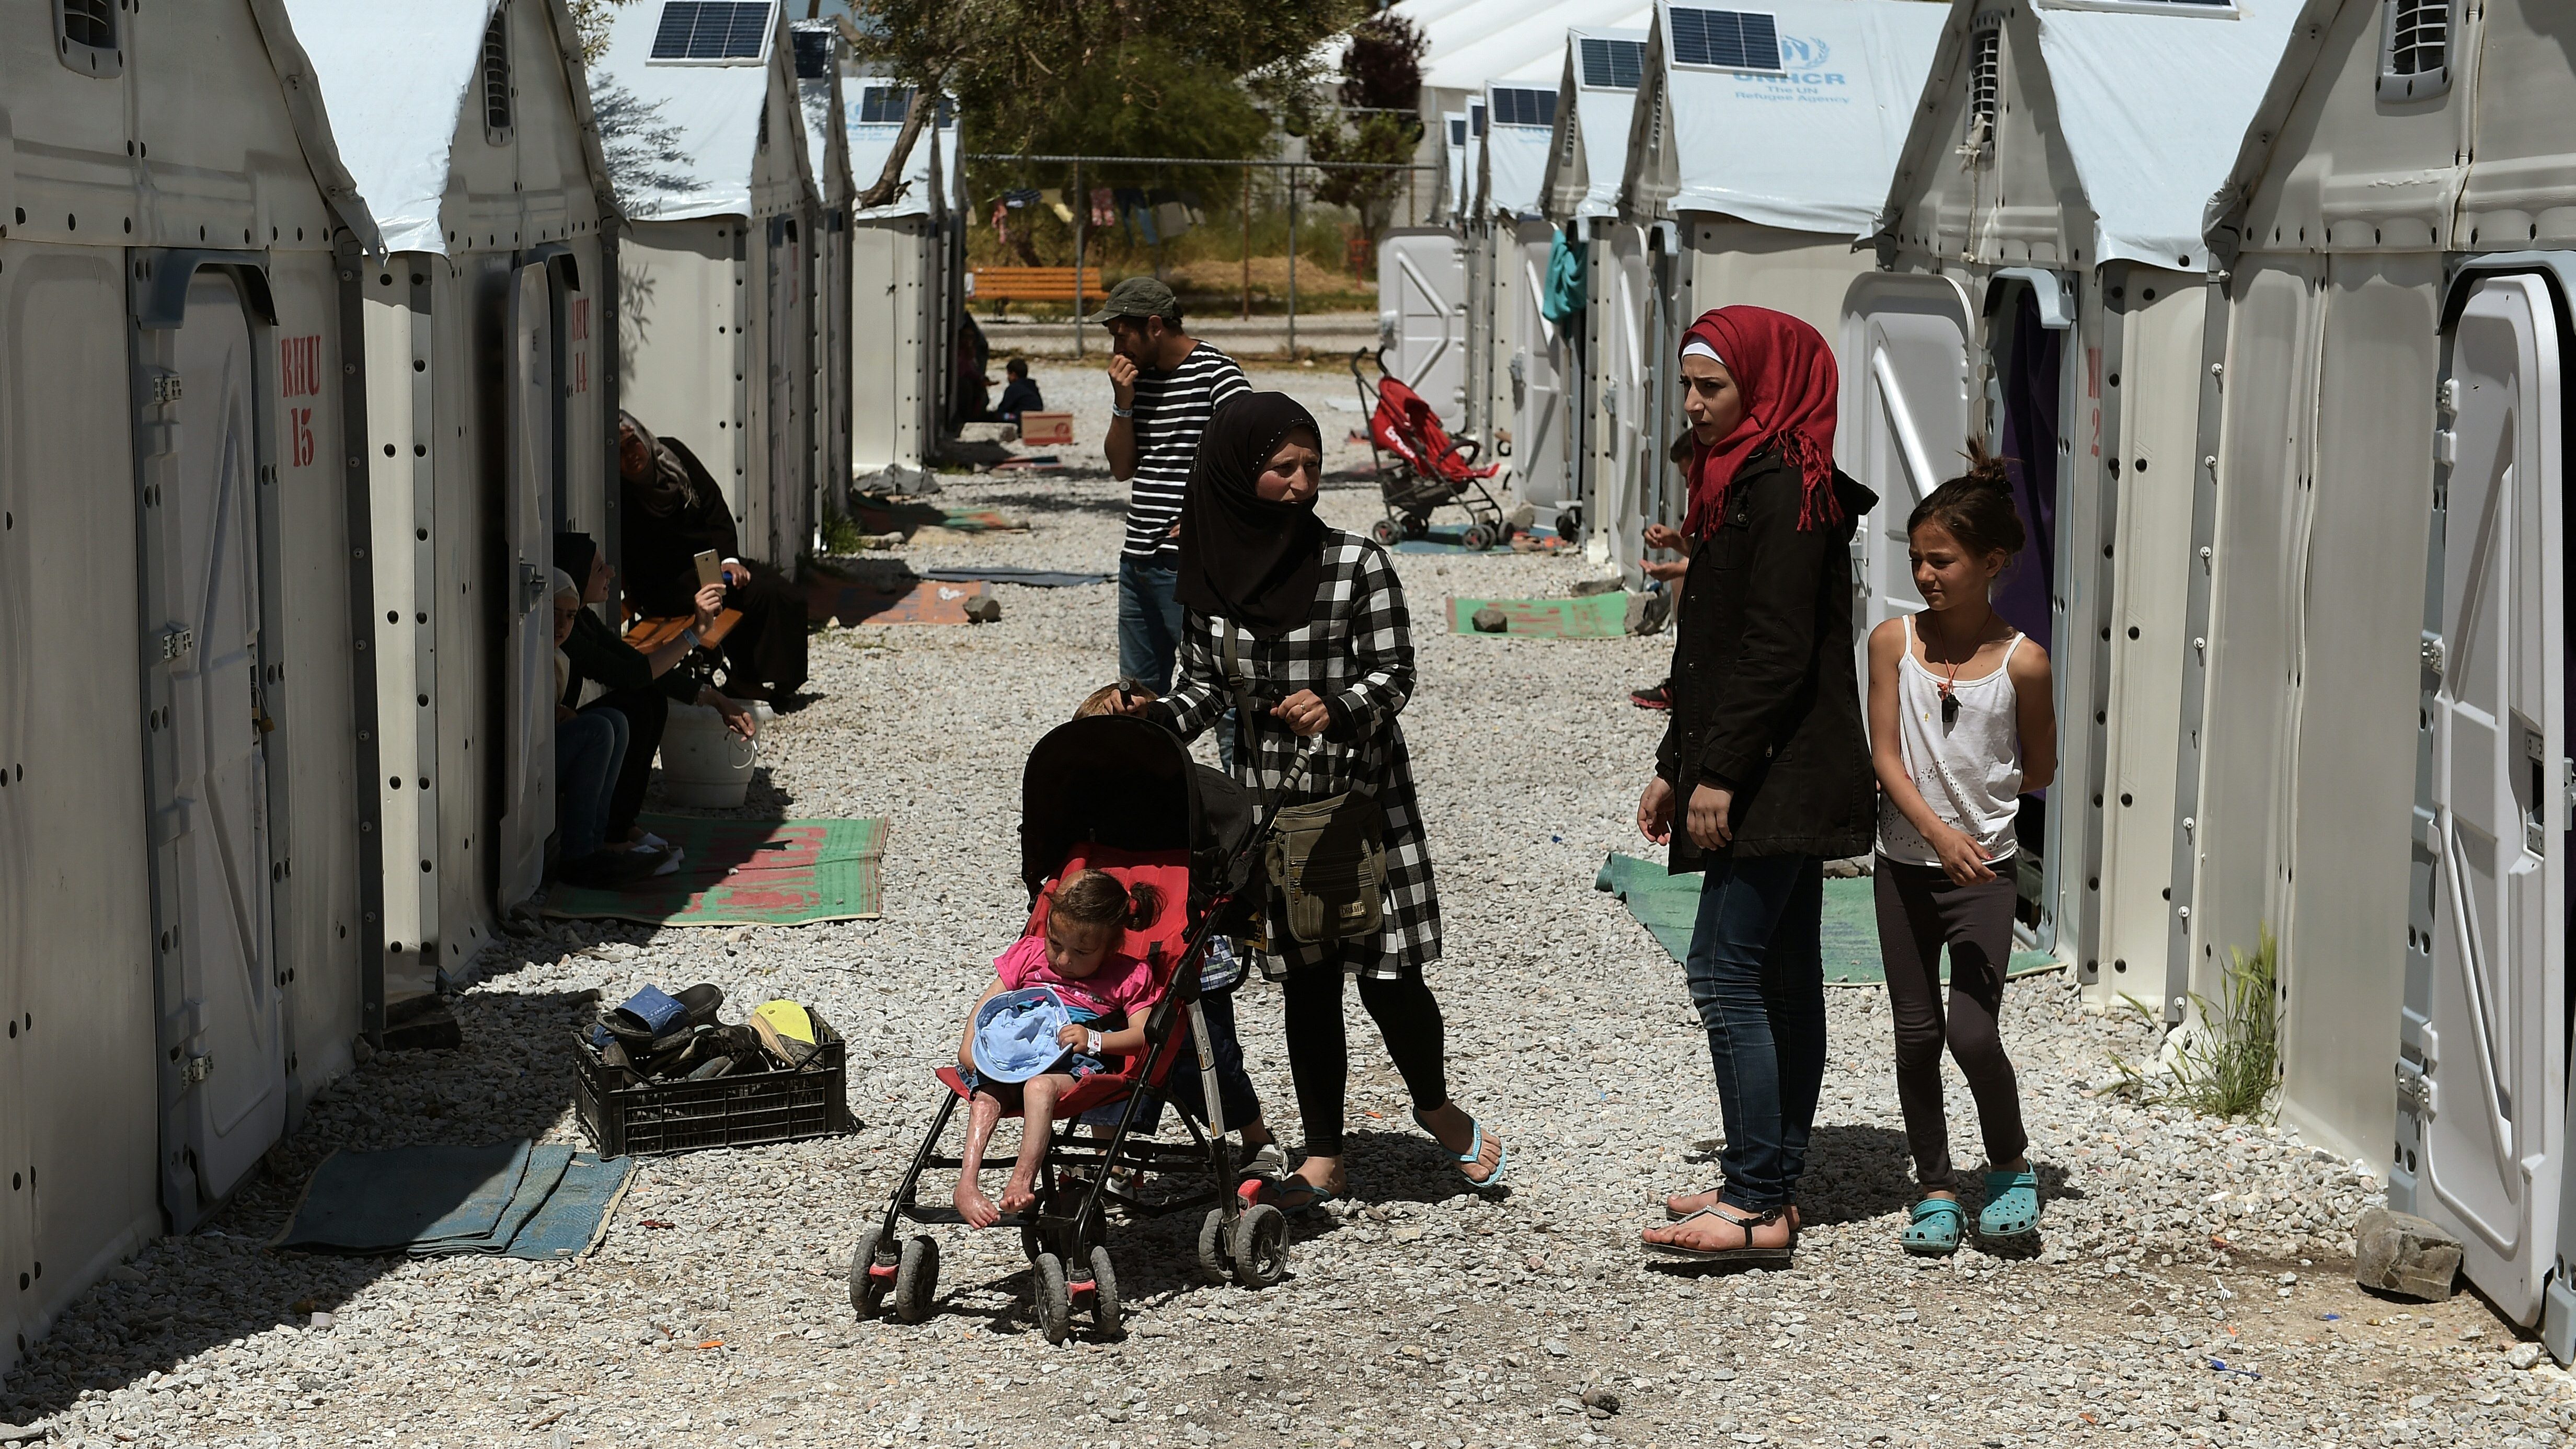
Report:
1490,87,1556,129
1579,37,1644,90
858,84,912,124
1669,8,1782,72
649,1,773,62
790,27,831,78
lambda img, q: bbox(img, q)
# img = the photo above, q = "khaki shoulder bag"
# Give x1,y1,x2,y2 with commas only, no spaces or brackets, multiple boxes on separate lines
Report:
1222,623,1388,945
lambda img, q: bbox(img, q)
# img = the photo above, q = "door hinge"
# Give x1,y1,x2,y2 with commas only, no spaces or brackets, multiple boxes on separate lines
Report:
151,371,184,406
2420,632,2446,678
180,1053,215,1087
160,625,194,661
2395,1060,2434,1121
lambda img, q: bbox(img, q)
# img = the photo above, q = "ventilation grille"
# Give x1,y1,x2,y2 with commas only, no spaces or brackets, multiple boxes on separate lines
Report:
60,0,112,49
1968,25,2002,144
790,26,830,79
1669,8,1781,73
481,8,513,139
1579,37,1644,89
2386,0,2446,77
649,1,772,62
1490,87,1556,129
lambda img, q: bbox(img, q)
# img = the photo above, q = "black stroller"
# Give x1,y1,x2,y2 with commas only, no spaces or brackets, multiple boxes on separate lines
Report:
848,715,1292,1342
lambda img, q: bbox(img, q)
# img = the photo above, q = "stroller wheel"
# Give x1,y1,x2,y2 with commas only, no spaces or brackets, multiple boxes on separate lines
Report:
1401,514,1432,540
1033,1251,1074,1344
1459,522,1498,552
1229,1202,1291,1289
892,1234,940,1324
848,1225,893,1318
1197,1208,1230,1285
1368,516,1404,547
1088,1245,1123,1334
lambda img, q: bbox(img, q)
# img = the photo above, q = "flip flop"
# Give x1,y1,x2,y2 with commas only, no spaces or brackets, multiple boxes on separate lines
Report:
1642,1205,1792,1267
1259,1178,1341,1214
1665,1187,1724,1221
1413,1109,1509,1190
1901,1198,1964,1256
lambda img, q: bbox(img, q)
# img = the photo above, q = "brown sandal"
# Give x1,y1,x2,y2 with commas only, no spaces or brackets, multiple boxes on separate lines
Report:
1643,1205,1793,1267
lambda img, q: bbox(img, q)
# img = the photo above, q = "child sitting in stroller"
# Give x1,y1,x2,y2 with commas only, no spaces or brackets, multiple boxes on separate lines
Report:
952,871,1162,1227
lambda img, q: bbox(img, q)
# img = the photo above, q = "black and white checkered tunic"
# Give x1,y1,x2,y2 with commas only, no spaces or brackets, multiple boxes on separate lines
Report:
1152,528,1440,979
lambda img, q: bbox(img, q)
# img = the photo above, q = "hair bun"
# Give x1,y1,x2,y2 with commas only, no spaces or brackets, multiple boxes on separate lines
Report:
1960,439,2014,488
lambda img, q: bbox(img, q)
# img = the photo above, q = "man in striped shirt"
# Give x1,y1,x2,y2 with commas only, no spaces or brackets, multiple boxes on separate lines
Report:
1092,277,1251,693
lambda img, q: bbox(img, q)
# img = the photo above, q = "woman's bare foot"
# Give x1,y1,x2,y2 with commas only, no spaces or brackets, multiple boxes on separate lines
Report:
953,1178,999,1229
1415,1101,1504,1184
1664,1188,1802,1233
1640,1202,1793,1253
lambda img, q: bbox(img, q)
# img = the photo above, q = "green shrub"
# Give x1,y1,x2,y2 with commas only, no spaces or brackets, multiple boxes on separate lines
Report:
2112,926,2281,1121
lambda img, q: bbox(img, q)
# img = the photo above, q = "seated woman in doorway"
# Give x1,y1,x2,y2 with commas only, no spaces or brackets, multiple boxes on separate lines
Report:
549,568,658,889
553,532,756,873
616,409,810,706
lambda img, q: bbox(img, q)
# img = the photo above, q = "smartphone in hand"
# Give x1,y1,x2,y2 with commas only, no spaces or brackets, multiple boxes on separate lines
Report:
692,550,722,589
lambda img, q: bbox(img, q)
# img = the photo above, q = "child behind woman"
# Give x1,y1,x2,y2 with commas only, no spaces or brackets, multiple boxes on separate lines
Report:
1864,445,2056,1256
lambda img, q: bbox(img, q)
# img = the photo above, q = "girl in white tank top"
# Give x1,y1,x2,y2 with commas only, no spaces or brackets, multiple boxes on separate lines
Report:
1864,447,2057,1257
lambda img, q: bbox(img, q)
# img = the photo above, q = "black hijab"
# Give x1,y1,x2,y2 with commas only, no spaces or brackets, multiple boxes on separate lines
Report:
554,532,599,585
1174,393,1327,639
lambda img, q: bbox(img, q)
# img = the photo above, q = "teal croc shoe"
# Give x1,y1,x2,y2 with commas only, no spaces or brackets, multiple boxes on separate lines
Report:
1900,1197,1964,1256
1978,1166,2041,1239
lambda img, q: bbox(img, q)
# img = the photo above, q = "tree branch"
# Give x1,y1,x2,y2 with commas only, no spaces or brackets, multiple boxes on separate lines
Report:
854,87,936,211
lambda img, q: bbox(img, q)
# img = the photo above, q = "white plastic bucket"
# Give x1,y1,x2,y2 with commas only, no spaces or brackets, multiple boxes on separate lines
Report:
659,700,761,808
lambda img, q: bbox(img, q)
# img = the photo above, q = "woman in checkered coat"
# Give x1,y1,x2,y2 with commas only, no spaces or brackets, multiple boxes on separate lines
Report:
1135,392,1508,1209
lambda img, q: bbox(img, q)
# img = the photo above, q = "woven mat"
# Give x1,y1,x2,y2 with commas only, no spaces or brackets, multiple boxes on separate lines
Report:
545,813,889,926
1447,593,1631,638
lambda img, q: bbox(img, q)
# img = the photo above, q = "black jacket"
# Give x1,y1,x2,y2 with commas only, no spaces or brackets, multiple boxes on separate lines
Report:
560,610,700,711
1656,444,1877,868
619,436,742,618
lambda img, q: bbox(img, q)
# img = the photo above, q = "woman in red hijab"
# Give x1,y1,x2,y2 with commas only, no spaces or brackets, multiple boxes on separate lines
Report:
1636,306,1877,1268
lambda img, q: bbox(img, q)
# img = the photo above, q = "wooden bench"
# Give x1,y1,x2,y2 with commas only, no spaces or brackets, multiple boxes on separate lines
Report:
967,267,1105,304
623,606,743,655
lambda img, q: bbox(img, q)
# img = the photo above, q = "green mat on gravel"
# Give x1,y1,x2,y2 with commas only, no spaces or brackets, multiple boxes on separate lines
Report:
545,813,888,927
1447,594,1630,638
1593,852,2062,985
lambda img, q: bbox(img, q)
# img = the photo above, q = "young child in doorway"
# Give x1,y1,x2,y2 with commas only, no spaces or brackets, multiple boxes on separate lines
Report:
953,870,1162,1227
1864,444,2057,1256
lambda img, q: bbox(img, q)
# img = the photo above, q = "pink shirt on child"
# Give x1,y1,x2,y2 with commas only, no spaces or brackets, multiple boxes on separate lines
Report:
993,934,1157,1029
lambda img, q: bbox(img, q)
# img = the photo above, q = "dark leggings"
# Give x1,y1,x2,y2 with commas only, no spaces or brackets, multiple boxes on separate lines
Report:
1873,857,2028,1192
582,687,668,840
1279,967,1450,1157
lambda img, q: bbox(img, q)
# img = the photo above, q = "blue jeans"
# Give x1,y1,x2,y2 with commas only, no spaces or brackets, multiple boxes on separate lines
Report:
555,709,627,862
1684,852,1826,1212
1118,555,1183,695
1115,985,1264,1136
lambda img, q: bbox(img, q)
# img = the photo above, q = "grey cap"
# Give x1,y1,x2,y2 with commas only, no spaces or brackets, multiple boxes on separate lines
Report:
1083,275,1180,326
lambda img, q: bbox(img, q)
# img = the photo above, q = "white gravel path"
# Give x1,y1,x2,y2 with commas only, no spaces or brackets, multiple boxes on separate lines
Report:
5,364,2572,1449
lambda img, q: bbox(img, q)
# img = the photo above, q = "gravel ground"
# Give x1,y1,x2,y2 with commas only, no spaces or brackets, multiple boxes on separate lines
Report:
6,365,2574,1449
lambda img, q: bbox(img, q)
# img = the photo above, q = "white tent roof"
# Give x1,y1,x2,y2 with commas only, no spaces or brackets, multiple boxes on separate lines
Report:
591,0,809,220
1568,25,1645,218
2030,0,2303,268
1657,0,1945,237
794,22,852,208
273,0,606,256
841,70,950,221
1411,0,1655,94
1480,62,1562,219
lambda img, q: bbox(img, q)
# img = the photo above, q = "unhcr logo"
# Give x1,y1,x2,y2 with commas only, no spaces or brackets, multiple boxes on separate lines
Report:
1769,34,1848,86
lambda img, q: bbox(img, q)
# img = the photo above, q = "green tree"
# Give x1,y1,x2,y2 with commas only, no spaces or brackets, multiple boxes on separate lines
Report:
1299,11,1423,240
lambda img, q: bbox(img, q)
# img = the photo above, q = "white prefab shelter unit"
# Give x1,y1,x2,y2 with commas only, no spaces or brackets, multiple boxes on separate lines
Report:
594,0,820,565
1379,225,1471,421
1615,0,1944,589
842,66,956,479
794,22,854,509
1462,67,1563,452
1536,26,1650,546
2195,0,2576,1351
1859,0,2292,980
0,0,381,1366
280,0,622,1012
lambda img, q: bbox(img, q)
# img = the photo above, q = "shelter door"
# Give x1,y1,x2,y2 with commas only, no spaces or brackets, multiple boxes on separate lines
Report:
156,272,284,1209
766,217,806,562
2418,273,2567,1325
1600,228,1651,585
1512,220,1567,512
1842,274,1978,640
498,264,557,909
1379,230,1467,415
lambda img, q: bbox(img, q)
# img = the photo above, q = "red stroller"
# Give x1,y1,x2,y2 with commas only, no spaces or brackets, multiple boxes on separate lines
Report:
1353,348,1511,550
848,715,1289,1343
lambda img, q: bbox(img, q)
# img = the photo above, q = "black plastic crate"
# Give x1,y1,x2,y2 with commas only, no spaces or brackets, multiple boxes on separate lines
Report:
572,1010,852,1157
